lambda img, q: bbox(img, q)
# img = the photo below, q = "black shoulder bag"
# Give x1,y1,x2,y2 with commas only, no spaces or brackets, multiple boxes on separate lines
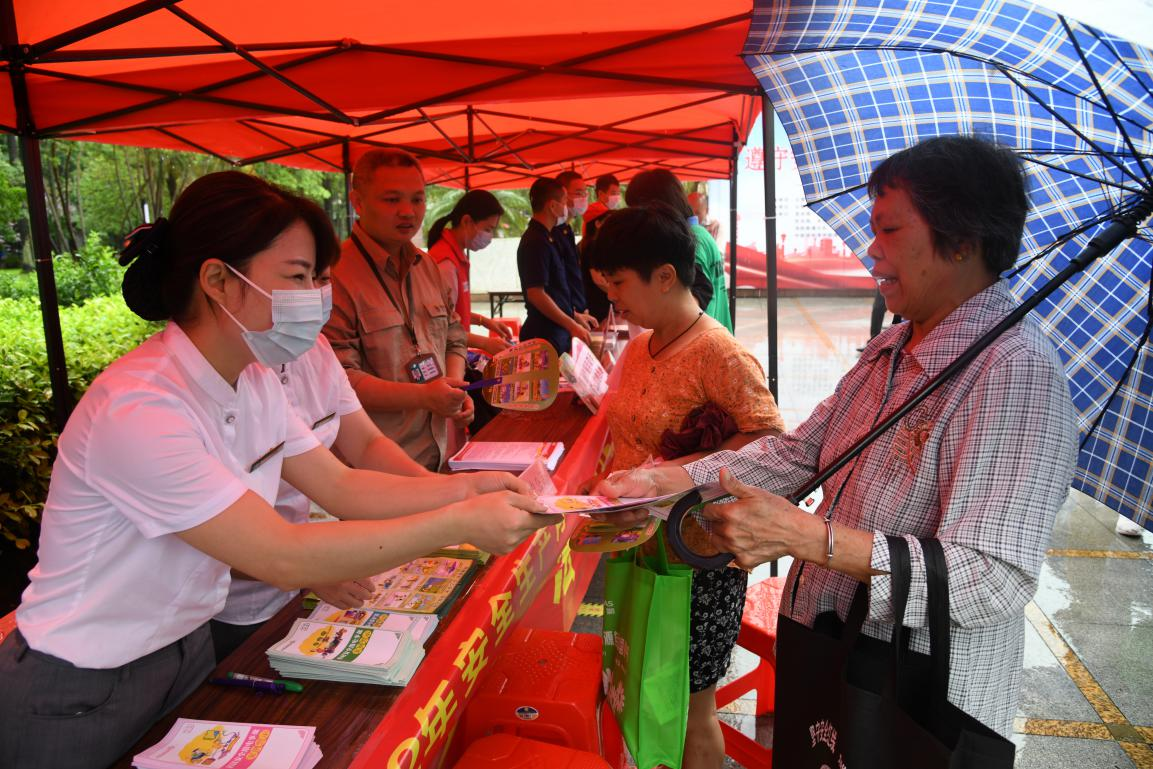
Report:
772,536,1016,768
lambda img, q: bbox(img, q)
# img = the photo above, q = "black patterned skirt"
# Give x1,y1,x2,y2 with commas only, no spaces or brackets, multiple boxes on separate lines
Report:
688,566,748,693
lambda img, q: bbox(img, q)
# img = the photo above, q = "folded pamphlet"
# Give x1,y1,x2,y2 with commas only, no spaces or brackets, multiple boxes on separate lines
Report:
536,486,718,518
559,337,609,413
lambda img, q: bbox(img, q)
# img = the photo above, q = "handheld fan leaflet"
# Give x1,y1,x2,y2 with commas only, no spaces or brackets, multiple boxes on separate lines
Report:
466,339,560,412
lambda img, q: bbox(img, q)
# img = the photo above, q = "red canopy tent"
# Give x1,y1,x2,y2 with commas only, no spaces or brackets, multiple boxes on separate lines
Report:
1,0,778,425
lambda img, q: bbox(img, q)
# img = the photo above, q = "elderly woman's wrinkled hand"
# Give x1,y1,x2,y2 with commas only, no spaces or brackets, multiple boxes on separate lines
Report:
700,469,799,570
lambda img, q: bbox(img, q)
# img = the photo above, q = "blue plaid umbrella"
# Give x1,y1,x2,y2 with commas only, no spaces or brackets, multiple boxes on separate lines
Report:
743,0,1153,533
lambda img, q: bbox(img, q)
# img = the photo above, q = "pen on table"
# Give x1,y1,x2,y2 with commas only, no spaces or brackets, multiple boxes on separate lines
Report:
225,671,304,693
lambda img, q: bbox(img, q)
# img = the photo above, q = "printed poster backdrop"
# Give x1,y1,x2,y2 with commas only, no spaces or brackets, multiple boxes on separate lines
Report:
707,113,875,291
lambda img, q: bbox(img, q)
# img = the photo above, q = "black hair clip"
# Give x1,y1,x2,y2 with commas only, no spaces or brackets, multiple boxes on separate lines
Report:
119,217,170,267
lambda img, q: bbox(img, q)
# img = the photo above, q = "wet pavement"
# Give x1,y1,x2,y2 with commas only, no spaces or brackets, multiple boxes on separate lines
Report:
508,294,1153,769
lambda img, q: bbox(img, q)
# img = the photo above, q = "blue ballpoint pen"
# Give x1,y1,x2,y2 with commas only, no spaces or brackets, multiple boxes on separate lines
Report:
209,676,285,694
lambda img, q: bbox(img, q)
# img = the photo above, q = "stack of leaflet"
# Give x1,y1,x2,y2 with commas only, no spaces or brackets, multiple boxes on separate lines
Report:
448,440,565,472
266,617,426,685
133,719,321,769
268,554,480,685
307,603,439,645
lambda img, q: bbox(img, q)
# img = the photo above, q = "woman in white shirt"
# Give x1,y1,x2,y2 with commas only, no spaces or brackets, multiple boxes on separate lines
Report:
0,171,554,769
211,264,437,661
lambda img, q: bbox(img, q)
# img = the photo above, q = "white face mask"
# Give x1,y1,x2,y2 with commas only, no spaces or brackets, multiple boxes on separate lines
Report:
320,283,333,325
468,230,494,251
607,194,622,210
216,263,326,367
571,198,589,217
555,204,569,228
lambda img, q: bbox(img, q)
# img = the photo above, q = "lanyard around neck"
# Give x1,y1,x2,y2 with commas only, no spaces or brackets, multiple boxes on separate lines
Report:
351,233,420,350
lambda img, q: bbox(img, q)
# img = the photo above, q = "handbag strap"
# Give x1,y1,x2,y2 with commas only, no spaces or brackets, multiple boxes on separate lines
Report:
885,535,913,693
650,522,672,575
920,537,951,704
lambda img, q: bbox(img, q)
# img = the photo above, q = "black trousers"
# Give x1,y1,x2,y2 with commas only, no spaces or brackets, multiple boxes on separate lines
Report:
0,624,214,769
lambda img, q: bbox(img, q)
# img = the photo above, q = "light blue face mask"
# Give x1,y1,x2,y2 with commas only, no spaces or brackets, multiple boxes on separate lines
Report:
216,264,326,367
468,230,494,251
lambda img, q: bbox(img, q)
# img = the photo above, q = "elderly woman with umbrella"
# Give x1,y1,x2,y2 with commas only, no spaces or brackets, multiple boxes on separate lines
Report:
598,135,1078,741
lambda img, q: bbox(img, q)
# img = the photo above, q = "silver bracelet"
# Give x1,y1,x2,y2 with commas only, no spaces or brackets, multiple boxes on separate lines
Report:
824,518,835,564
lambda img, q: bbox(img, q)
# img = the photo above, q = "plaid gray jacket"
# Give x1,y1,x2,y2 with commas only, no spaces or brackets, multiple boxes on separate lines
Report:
687,280,1077,736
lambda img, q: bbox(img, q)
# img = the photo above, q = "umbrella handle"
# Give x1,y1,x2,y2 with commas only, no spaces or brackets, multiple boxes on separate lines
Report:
667,490,736,570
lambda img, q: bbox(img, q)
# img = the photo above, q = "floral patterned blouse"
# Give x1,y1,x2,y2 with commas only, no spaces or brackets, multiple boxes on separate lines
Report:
604,326,784,472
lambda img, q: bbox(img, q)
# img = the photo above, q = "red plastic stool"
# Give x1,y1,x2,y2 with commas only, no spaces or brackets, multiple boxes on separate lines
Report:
452,734,610,769
451,628,603,764
715,576,785,768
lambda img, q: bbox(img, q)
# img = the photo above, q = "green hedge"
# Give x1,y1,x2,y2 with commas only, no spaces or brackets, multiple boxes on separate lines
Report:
0,233,124,307
0,294,159,549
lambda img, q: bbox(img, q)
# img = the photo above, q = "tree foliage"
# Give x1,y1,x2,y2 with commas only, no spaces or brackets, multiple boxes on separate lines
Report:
421,184,532,243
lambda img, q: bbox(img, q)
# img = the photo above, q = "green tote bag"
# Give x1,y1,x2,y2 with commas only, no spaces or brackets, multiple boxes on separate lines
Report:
602,525,694,769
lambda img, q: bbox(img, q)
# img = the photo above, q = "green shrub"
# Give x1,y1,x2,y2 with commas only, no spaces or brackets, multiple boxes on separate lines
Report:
0,267,36,300
0,233,125,306
0,293,158,549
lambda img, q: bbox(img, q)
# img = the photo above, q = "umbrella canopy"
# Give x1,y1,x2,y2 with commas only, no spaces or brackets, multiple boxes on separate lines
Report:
743,0,1153,530
3,0,761,185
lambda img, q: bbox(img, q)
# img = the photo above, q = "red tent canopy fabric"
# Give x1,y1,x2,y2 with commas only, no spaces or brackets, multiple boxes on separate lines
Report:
4,0,762,185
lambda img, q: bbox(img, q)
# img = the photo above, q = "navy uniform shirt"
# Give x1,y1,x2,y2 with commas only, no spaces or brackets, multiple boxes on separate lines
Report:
553,220,587,313
518,218,575,354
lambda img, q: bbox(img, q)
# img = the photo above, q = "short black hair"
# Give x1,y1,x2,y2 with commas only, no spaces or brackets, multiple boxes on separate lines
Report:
352,148,424,191
868,135,1028,274
530,177,565,213
595,174,620,193
587,203,697,286
623,168,693,219
555,170,583,189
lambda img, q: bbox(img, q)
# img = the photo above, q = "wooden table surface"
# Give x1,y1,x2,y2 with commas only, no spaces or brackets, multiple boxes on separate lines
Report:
112,392,594,769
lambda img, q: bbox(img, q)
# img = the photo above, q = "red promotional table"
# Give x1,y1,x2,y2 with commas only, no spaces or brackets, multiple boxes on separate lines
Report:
112,391,606,769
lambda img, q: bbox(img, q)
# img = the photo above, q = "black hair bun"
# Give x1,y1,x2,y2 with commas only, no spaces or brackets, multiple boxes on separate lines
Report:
119,218,171,321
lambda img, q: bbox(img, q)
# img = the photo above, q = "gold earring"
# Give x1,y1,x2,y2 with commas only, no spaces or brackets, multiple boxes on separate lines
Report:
954,252,965,262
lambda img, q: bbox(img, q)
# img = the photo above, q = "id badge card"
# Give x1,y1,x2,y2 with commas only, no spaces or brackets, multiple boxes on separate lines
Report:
406,352,443,383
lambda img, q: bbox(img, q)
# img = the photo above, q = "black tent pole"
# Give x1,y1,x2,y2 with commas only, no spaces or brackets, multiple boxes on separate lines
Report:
728,126,738,324
761,94,778,403
760,95,779,578
18,138,72,430
465,106,474,191
3,1,73,430
342,138,353,235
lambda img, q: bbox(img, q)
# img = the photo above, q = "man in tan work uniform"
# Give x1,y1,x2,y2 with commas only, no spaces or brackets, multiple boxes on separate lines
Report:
324,149,472,471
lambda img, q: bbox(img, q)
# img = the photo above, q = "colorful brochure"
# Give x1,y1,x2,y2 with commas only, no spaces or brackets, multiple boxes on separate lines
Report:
535,486,716,518
559,337,609,413
361,556,479,616
480,338,561,411
306,604,439,645
132,719,320,769
568,518,661,552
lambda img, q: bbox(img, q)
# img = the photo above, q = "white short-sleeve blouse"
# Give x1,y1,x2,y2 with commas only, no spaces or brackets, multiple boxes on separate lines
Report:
17,322,319,668
216,334,363,625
